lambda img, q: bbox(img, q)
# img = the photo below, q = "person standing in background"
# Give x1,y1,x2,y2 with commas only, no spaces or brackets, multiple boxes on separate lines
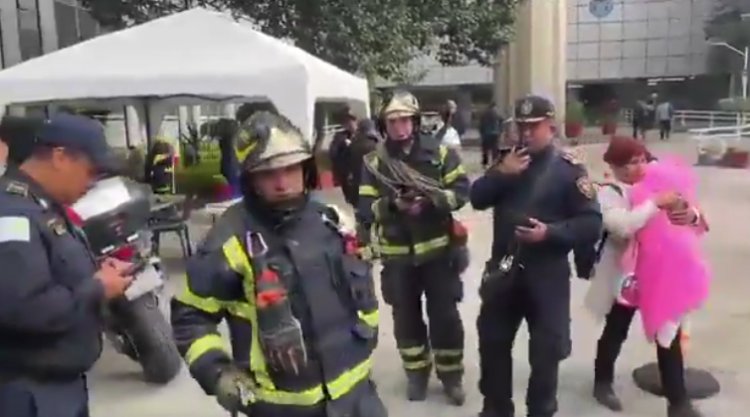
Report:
451,99,467,138
329,107,359,205
656,100,675,141
480,102,502,168
347,119,381,209
437,100,463,152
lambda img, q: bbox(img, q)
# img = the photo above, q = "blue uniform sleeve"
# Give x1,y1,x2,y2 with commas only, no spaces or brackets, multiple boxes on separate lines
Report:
545,168,603,248
470,170,521,210
0,215,104,335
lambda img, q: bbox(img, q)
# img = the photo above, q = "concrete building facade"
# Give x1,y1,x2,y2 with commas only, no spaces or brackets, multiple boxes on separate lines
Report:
0,0,102,69
387,0,729,117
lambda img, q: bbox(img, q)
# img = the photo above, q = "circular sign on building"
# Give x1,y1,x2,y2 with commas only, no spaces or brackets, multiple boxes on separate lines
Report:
589,0,614,19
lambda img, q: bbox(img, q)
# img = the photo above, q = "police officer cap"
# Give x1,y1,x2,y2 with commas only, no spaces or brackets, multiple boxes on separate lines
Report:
35,113,117,172
237,111,312,172
514,95,555,123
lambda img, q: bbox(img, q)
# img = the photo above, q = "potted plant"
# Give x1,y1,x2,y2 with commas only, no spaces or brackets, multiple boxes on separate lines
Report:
565,100,585,139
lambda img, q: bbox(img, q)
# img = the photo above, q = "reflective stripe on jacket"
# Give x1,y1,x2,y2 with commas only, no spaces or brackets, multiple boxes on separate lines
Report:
171,201,378,408
356,135,470,264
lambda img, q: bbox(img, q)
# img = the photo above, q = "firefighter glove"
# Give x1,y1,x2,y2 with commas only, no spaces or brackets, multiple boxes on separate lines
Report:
215,367,255,413
260,313,308,375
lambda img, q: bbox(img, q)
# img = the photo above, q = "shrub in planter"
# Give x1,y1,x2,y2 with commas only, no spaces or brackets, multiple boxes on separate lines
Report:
175,159,223,197
721,147,750,168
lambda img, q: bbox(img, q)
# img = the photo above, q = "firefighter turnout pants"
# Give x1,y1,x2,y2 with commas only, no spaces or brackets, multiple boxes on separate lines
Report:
381,258,464,382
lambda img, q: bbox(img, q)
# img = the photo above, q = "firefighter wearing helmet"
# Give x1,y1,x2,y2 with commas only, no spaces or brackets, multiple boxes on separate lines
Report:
357,91,471,405
171,111,387,417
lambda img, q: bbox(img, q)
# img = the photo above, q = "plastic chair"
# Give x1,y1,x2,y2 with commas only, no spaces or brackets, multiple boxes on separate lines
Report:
150,195,194,260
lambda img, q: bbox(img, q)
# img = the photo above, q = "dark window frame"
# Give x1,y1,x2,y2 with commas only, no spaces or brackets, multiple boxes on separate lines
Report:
16,0,44,60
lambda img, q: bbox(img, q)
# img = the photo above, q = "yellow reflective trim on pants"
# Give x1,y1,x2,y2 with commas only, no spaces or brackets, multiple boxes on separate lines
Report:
378,235,450,257
175,276,224,314
435,363,464,372
358,310,379,328
403,360,432,370
185,334,227,365
379,244,410,255
443,165,465,185
399,346,426,356
359,185,379,197
433,349,463,356
413,235,450,254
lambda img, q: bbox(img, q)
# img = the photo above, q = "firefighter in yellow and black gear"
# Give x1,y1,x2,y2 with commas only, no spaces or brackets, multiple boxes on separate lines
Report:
170,111,387,417
145,140,175,194
356,90,470,405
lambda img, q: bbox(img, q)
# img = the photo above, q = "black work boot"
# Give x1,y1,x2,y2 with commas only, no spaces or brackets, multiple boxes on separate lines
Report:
440,375,466,406
406,369,430,401
593,382,623,411
667,402,703,417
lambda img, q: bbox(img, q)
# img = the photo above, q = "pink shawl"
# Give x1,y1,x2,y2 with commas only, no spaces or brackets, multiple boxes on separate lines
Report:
625,156,711,340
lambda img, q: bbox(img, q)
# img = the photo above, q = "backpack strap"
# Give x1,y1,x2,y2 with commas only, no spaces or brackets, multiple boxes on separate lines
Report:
593,182,624,260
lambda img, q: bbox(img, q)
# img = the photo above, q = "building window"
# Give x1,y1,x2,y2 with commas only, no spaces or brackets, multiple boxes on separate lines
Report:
54,0,101,48
54,1,78,48
77,9,98,40
17,0,42,60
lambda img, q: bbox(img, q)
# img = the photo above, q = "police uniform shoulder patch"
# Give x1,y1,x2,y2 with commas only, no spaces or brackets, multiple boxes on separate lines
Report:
0,216,31,243
576,176,596,200
560,148,583,165
5,181,29,197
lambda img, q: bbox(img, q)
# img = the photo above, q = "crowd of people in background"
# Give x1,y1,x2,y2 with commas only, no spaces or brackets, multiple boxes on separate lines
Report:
631,93,675,141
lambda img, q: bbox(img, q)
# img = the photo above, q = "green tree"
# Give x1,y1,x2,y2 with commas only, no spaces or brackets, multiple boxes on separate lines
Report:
82,0,521,82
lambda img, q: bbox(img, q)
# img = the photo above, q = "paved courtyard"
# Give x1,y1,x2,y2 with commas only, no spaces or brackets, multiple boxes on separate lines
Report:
89,135,750,417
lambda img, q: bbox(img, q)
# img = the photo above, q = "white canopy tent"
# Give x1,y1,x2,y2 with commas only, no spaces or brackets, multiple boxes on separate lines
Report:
0,7,370,142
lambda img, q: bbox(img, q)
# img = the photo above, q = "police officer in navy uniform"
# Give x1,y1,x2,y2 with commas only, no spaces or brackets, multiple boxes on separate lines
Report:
170,111,386,417
470,95,603,417
0,114,133,417
357,91,470,405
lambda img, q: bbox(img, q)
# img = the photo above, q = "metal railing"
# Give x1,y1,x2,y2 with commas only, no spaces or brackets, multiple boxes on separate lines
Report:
621,109,750,131
689,123,750,141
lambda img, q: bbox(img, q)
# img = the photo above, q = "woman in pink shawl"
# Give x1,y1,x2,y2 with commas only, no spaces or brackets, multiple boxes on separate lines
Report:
586,136,708,417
